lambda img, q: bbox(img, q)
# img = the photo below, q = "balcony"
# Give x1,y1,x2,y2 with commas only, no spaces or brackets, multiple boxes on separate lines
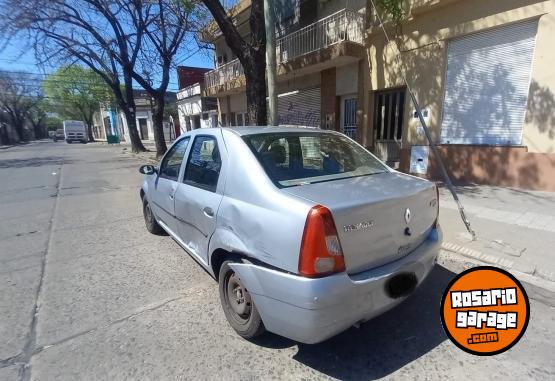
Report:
204,9,365,96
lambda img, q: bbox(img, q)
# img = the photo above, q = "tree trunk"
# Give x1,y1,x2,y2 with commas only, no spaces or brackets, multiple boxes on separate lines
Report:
244,60,268,126
151,96,167,157
83,110,95,142
122,72,146,153
85,122,95,142
121,106,145,153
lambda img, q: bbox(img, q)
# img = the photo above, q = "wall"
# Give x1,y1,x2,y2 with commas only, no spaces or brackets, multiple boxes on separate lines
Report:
321,68,338,130
399,145,555,191
336,62,358,96
365,0,555,155
177,67,211,89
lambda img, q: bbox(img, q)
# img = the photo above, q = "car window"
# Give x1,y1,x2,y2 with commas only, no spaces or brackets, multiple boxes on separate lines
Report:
159,138,189,181
183,136,221,192
243,132,388,187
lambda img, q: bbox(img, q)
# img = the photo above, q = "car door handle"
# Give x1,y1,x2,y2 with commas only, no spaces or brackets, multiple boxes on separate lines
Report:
169,192,174,200
203,207,214,217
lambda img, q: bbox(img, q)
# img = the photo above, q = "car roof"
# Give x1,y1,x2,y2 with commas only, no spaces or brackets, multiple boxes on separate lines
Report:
202,126,334,136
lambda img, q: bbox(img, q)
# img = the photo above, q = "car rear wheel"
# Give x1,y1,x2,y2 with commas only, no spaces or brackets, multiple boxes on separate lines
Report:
66,140,71,144
142,199,165,235
219,261,265,339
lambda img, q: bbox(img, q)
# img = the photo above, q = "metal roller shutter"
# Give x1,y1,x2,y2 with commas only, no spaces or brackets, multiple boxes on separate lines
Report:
277,87,321,127
440,20,538,145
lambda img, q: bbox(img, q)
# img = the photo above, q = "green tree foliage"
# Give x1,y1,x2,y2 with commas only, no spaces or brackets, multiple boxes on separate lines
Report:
44,66,112,141
375,0,407,27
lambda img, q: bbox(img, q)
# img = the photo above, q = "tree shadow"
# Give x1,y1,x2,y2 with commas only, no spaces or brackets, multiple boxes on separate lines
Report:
526,80,555,143
252,264,456,380
0,156,70,169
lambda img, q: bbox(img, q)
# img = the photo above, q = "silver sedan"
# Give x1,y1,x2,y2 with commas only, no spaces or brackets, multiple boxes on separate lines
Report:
139,127,442,344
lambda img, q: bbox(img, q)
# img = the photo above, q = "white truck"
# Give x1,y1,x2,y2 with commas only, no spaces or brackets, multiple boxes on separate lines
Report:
63,120,87,144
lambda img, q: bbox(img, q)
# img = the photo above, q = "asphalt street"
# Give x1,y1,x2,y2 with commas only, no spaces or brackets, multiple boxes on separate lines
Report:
1,141,554,380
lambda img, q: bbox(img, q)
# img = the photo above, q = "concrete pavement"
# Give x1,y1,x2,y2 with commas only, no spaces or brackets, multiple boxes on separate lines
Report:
439,185,555,285
1,141,554,380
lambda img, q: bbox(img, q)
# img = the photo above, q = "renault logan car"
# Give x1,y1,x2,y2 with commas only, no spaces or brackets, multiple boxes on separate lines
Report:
139,127,442,344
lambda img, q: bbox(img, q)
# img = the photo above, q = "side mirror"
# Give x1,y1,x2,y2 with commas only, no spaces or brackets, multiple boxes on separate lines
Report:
139,164,157,175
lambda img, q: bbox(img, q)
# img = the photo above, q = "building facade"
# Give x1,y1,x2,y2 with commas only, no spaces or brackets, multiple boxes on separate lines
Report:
201,0,555,191
93,90,179,143
176,66,218,131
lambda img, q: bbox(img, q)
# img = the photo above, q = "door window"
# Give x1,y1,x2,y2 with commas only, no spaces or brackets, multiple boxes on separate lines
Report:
342,98,358,140
183,136,222,192
159,138,190,180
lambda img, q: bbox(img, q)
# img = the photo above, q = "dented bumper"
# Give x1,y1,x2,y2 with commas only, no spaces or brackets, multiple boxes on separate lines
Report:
229,227,442,344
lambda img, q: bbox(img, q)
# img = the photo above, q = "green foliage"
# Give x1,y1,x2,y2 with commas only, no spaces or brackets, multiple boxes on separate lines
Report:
45,116,63,131
43,66,113,122
375,0,407,27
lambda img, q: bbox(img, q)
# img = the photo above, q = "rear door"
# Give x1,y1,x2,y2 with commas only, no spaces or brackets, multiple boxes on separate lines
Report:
150,137,190,235
174,134,225,264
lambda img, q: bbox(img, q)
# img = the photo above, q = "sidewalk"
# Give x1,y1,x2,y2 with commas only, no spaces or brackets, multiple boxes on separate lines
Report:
439,185,555,285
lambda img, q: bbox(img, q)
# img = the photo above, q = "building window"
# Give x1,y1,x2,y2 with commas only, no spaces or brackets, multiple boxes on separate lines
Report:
343,98,357,140
236,112,247,126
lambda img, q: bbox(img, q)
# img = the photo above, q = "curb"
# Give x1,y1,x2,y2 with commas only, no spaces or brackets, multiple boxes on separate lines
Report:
440,242,555,292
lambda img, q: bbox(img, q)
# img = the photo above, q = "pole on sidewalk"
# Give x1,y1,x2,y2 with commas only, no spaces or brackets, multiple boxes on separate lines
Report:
369,0,476,240
264,0,278,126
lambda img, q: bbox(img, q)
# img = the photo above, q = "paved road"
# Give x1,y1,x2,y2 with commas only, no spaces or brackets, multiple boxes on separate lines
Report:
1,141,554,380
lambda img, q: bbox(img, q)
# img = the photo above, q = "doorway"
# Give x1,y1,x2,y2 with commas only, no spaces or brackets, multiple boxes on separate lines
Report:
138,118,149,140
373,88,406,164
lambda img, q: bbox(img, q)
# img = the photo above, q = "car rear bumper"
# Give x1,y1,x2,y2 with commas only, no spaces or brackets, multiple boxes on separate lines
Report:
229,227,442,344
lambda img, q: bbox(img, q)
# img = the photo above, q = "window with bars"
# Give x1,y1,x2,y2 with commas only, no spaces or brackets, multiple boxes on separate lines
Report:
373,88,405,141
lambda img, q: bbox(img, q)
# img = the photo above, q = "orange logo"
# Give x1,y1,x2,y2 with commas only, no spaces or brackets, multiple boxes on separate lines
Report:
440,266,530,355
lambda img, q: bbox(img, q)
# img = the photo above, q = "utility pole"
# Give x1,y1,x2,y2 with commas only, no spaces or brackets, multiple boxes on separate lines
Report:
264,0,278,125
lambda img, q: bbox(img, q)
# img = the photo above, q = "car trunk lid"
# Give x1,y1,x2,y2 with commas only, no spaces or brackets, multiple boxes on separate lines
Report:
282,172,438,274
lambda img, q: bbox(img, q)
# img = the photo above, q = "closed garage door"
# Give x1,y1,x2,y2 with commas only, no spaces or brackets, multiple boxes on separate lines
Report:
440,20,538,145
278,87,320,127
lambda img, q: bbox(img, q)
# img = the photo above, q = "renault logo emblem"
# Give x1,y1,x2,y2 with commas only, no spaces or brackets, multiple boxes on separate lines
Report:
405,208,411,224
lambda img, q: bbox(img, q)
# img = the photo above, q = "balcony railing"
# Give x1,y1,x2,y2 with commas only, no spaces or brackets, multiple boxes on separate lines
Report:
205,58,245,89
204,8,364,89
276,9,364,64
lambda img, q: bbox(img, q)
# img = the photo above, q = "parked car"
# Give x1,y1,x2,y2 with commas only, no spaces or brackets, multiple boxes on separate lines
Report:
63,120,87,143
139,127,442,344
52,129,65,142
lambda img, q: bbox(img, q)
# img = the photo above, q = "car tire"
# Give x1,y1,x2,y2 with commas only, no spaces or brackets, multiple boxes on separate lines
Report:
219,261,266,339
66,140,72,144
81,140,87,144
142,199,165,235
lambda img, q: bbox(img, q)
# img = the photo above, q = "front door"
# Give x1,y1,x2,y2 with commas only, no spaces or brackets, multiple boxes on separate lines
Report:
138,118,149,140
151,137,190,234
373,88,406,166
174,135,224,264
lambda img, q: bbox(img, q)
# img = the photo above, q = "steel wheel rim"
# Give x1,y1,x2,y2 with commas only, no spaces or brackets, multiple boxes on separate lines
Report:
225,272,252,323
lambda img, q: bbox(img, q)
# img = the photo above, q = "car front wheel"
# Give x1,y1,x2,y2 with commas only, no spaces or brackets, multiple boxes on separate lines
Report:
142,199,165,235
219,261,265,339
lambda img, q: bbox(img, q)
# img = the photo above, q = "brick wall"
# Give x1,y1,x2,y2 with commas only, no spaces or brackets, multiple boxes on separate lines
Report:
177,66,211,89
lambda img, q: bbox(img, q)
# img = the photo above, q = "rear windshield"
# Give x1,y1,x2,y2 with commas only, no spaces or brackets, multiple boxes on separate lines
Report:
243,132,388,187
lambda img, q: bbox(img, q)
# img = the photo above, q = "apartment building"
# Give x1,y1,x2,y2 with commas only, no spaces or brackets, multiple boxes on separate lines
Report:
176,66,218,131
201,0,555,191
201,0,366,138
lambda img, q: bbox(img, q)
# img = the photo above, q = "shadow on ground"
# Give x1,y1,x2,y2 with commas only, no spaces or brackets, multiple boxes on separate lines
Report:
253,265,456,380
0,156,71,169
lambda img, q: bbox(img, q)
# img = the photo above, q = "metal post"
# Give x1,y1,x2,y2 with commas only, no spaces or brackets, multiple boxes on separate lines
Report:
264,0,278,126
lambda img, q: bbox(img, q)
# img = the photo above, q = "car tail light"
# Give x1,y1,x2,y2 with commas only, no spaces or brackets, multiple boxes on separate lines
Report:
299,205,345,277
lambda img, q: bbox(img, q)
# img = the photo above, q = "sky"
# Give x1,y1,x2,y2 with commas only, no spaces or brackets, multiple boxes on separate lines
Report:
0,37,214,93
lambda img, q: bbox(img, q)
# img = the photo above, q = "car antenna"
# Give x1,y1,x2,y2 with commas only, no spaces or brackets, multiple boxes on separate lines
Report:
368,0,476,240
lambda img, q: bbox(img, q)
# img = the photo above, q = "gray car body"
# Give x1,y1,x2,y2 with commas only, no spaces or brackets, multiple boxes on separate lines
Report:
141,126,442,344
